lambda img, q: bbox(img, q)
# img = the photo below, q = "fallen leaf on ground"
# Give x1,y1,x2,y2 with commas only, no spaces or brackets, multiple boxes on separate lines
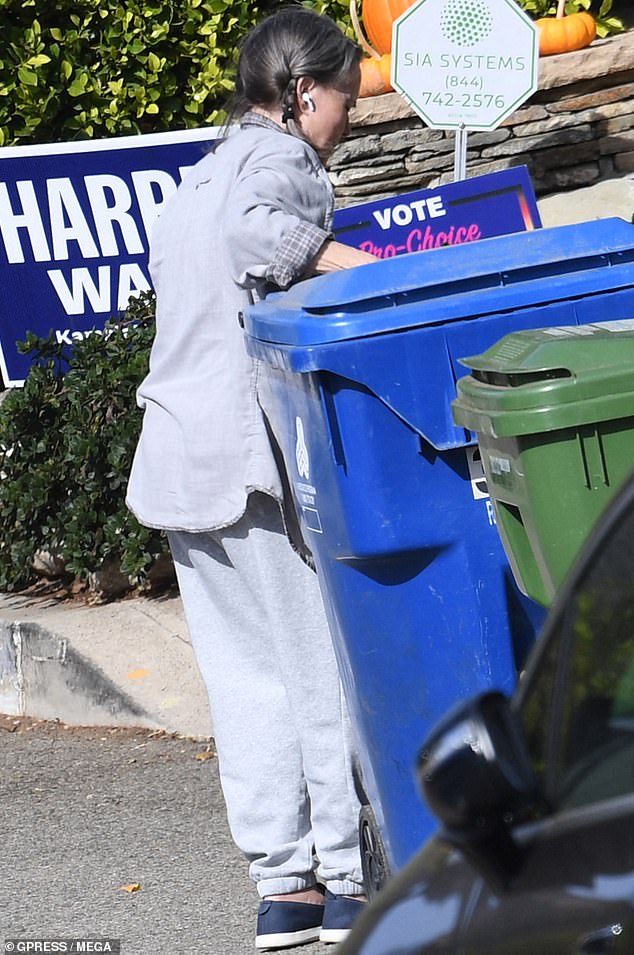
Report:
120,883,141,893
127,668,149,681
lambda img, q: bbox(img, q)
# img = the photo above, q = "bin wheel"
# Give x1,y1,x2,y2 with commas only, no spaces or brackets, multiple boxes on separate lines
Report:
359,805,391,899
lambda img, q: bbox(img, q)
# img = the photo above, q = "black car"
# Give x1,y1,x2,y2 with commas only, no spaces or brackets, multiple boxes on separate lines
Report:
340,471,634,955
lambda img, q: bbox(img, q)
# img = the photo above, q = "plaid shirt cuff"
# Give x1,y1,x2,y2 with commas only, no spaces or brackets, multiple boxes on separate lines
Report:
268,222,330,289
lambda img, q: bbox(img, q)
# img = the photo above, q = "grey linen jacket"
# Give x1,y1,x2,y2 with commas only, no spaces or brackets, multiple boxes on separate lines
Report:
126,115,335,532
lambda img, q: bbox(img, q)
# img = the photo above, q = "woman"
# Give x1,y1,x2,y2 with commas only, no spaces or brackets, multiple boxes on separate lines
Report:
126,7,378,949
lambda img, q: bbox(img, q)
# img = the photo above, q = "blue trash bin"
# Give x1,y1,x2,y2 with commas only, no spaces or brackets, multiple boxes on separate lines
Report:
241,219,634,886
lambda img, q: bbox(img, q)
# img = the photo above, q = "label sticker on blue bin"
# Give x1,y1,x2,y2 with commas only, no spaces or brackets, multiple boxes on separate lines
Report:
295,417,310,480
466,446,489,500
294,417,323,534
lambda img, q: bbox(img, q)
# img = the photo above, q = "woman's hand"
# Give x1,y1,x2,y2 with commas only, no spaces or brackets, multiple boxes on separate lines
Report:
309,239,379,275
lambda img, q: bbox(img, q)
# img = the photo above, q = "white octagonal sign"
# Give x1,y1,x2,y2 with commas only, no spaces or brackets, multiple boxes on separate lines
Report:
392,0,539,131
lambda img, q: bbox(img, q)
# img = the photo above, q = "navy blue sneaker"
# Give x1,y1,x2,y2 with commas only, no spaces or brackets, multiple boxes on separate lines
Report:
319,890,366,944
255,899,324,950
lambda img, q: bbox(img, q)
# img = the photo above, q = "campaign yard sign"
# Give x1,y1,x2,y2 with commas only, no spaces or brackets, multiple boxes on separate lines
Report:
0,126,540,386
333,165,540,257
0,128,220,386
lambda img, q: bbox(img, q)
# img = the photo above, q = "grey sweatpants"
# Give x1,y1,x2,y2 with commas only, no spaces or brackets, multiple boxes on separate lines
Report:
168,492,364,898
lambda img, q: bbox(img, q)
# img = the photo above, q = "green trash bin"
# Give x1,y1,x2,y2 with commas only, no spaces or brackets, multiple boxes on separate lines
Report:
452,320,634,607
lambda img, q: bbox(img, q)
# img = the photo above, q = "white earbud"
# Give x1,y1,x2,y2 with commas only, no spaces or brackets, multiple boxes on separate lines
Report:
302,92,316,112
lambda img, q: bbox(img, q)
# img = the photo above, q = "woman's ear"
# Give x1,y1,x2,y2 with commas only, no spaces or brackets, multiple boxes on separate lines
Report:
296,76,317,113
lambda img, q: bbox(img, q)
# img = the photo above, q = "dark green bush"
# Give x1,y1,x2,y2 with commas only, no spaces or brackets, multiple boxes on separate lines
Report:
0,291,164,592
515,0,624,37
0,0,351,146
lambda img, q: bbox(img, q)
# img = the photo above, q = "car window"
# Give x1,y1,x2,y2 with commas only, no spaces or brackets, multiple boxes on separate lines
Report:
519,489,634,813
516,627,560,796
555,517,634,809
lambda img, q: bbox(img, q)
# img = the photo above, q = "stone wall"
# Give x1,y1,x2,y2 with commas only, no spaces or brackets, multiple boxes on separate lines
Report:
330,30,634,207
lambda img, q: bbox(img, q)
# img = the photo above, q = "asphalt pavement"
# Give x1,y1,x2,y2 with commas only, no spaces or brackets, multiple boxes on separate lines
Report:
0,716,335,955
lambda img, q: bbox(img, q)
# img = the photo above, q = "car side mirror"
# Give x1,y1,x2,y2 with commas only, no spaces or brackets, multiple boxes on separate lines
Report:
418,691,539,835
417,691,540,888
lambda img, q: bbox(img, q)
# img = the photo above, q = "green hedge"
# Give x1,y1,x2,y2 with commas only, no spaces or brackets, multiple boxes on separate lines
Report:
516,0,625,35
0,0,351,146
0,293,161,592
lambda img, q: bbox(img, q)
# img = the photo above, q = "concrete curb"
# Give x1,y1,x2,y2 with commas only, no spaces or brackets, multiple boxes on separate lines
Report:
0,620,151,726
0,592,213,739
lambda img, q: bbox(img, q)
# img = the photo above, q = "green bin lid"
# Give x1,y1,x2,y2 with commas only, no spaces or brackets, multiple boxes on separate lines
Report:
452,320,634,437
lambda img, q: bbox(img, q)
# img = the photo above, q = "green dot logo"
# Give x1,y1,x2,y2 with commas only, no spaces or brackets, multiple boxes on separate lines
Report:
439,0,494,46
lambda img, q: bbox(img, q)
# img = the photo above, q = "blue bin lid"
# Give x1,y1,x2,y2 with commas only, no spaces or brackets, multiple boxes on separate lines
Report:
243,219,634,346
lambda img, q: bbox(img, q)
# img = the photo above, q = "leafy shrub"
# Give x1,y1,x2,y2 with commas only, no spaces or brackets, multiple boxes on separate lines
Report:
0,0,351,146
515,0,625,37
0,291,165,593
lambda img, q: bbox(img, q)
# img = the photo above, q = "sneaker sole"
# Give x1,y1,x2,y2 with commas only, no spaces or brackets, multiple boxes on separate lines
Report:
255,926,322,950
320,928,351,944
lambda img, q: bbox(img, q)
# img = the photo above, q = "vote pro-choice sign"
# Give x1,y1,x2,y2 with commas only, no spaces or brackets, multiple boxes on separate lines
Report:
0,126,539,386
333,165,540,259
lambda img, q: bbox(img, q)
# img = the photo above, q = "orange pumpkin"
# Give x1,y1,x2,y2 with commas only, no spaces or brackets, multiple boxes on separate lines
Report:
361,0,413,55
359,55,393,97
536,0,596,56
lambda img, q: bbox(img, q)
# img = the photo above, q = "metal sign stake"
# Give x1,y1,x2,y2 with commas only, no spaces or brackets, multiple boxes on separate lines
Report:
454,125,468,182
